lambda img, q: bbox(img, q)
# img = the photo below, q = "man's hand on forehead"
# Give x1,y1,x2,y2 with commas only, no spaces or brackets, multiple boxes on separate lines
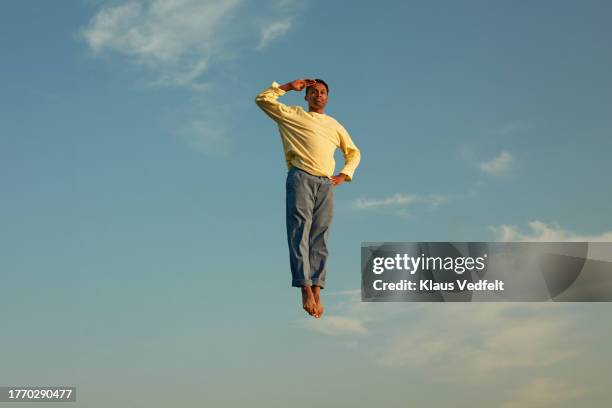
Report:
303,79,317,89
281,78,317,92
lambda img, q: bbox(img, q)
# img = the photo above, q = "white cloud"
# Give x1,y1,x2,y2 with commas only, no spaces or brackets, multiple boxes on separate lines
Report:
501,378,589,408
257,18,291,50
83,2,143,54
375,304,580,378
479,150,513,176
354,193,416,209
82,0,296,90
82,0,241,90
149,60,212,91
353,193,447,210
491,220,612,242
473,318,579,371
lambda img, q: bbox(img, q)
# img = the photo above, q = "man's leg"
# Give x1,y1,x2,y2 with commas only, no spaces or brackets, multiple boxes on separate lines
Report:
309,179,334,317
286,168,318,316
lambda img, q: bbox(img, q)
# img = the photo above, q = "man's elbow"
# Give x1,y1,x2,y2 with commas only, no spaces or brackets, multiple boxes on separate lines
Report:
352,149,362,165
254,97,268,112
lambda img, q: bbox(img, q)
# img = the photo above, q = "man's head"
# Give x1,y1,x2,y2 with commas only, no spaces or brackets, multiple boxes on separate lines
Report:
304,79,329,113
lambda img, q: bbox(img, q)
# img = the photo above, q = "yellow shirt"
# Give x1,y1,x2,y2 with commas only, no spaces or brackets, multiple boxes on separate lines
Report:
255,82,361,181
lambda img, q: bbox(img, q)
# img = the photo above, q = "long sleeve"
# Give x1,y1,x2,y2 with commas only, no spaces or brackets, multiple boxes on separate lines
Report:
254,81,299,123
337,125,361,182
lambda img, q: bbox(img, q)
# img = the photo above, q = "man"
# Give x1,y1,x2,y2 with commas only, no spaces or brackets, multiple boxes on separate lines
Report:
255,78,361,318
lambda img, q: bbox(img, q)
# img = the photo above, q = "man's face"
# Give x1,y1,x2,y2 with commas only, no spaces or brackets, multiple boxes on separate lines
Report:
305,82,328,111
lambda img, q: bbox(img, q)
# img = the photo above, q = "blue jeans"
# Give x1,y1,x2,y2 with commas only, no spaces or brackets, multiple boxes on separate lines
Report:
286,167,334,288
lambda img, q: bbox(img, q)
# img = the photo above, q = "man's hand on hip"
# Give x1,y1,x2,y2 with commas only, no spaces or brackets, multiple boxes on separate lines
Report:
330,173,347,187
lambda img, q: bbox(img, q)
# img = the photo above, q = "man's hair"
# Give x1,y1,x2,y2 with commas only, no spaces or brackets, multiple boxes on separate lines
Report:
306,79,329,95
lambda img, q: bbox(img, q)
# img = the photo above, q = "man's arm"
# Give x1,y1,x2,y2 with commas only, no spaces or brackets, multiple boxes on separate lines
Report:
254,79,316,122
333,125,361,185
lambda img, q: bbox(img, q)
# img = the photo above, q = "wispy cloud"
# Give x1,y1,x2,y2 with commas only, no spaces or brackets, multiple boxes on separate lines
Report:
473,318,579,371
460,121,529,179
374,304,580,379
491,220,612,242
354,193,416,209
82,0,241,90
257,18,291,50
353,193,447,212
501,378,589,408
478,150,514,176
81,0,297,90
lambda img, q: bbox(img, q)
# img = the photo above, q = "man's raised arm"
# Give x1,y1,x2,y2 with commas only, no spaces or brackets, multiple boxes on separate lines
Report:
255,79,316,122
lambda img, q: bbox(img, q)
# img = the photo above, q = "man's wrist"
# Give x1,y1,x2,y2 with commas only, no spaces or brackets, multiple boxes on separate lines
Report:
279,83,292,92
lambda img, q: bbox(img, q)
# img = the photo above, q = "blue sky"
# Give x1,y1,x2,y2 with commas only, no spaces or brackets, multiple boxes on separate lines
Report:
1,1,612,407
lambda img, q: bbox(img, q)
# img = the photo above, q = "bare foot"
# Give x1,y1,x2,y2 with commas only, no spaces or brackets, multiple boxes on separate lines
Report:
312,285,324,318
301,286,318,317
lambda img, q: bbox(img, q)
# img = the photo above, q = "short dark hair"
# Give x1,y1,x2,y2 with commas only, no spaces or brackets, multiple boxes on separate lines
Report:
306,78,329,94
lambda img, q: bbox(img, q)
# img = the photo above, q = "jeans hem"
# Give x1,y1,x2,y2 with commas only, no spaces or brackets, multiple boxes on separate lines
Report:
311,278,325,289
292,278,313,287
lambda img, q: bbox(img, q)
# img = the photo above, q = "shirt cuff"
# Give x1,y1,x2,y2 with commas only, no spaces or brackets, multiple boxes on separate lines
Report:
339,170,354,182
271,81,286,96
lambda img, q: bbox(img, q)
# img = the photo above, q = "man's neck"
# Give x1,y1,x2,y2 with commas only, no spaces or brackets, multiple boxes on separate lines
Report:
308,107,325,114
